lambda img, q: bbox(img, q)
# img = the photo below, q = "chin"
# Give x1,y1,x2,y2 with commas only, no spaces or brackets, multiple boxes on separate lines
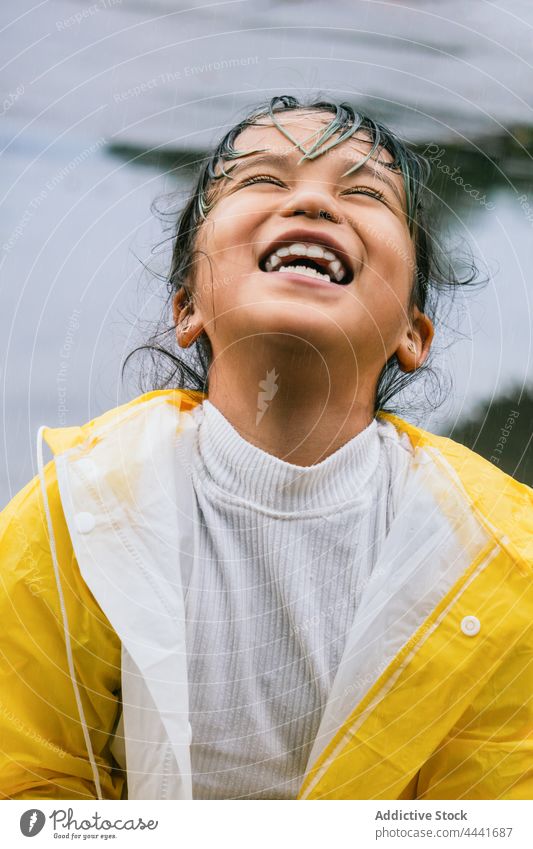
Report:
235,303,346,346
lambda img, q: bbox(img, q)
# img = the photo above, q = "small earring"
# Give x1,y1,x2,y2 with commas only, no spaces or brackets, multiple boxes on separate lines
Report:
407,342,415,353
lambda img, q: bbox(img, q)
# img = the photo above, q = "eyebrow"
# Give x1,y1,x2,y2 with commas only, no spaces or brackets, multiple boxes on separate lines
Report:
228,151,405,205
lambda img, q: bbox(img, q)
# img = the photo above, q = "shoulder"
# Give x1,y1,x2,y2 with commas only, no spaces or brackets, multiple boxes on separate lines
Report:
0,390,205,608
42,389,206,456
379,412,533,571
0,448,95,626
0,444,119,682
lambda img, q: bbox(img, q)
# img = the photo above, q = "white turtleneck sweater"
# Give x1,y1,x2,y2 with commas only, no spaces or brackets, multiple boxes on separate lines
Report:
184,400,413,800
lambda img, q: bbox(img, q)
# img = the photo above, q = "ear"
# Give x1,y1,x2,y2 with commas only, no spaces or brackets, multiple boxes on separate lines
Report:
172,286,205,349
396,307,434,373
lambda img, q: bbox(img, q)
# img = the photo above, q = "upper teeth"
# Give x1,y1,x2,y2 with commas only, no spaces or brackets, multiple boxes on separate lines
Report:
263,242,346,283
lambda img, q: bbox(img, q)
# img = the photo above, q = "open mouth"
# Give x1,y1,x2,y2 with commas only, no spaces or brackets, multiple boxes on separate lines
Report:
258,240,353,285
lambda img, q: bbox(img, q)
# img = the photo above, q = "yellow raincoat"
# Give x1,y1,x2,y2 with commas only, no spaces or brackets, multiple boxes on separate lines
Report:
1,389,532,800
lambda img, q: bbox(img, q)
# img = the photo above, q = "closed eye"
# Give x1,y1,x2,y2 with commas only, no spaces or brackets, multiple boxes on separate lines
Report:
342,186,386,202
239,174,287,188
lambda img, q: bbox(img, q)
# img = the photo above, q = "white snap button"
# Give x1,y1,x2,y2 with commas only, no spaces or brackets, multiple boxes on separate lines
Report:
187,722,193,744
74,511,96,534
461,615,480,636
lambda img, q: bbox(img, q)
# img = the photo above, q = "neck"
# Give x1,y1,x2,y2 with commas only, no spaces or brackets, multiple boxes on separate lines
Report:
206,344,378,467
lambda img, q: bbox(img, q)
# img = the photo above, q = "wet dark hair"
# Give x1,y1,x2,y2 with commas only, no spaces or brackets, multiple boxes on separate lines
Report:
125,94,481,414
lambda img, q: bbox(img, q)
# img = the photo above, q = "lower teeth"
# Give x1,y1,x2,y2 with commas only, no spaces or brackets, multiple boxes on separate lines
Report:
278,264,332,282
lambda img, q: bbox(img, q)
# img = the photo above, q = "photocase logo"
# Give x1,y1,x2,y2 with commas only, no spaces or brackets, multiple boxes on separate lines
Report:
256,368,279,424
20,809,46,837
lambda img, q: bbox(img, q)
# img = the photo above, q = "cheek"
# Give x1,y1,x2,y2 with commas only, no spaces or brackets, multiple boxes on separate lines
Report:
208,195,266,256
189,218,243,308
347,220,414,340
188,239,251,330
193,199,269,309
361,269,412,338
360,217,415,298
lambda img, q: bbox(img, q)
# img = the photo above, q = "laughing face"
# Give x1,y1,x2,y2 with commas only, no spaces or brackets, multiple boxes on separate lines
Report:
174,109,433,391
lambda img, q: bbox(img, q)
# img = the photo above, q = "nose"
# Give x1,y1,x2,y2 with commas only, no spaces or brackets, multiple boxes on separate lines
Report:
279,184,341,223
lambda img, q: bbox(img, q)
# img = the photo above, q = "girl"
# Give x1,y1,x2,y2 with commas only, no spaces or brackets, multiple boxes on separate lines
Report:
1,96,532,801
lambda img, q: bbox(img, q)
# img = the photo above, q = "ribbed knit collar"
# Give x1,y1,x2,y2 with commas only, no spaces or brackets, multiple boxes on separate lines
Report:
190,400,381,513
